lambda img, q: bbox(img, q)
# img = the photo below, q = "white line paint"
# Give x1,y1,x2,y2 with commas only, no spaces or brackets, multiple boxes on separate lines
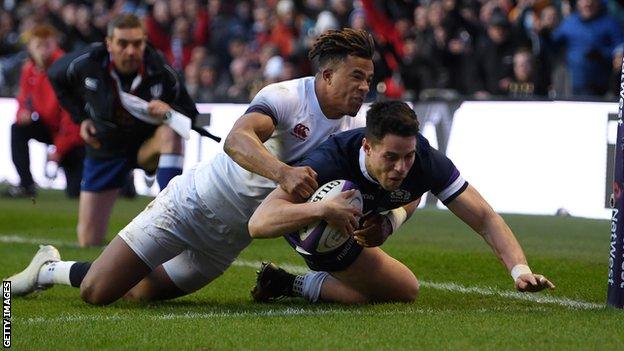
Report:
0,234,80,248
1,235,605,310
20,308,423,324
21,306,553,324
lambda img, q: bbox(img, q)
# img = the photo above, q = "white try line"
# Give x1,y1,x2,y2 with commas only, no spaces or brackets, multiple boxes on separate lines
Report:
20,307,435,324
20,305,554,324
0,234,604,310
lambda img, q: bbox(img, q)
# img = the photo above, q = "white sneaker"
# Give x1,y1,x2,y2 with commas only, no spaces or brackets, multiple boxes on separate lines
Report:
4,245,61,296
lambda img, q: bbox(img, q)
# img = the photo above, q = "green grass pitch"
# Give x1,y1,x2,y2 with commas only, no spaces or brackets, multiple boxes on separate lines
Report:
1,190,623,350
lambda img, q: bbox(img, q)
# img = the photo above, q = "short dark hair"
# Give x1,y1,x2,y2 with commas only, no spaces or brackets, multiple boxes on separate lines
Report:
308,28,374,70
365,101,420,143
107,13,144,37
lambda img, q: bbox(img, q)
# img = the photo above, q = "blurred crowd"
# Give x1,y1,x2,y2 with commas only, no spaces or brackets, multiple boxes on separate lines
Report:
1,0,624,102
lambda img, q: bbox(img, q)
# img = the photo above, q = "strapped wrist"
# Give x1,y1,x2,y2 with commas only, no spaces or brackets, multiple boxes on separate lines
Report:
511,264,532,281
385,207,408,233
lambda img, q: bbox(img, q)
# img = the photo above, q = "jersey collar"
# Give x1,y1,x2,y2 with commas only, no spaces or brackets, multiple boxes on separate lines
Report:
108,56,144,93
309,77,325,118
359,146,379,185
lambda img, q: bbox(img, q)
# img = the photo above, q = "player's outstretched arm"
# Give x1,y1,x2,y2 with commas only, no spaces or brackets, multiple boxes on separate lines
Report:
224,113,318,198
446,184,555,292
248,187,361,239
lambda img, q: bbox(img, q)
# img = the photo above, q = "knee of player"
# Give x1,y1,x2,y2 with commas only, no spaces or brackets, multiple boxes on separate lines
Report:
401,278,420,303
156,125,182,146
80,279,114,306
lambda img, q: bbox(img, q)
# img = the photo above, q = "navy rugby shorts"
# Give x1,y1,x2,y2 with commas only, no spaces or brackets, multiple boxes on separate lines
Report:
285,235,364,272
81,156,135,192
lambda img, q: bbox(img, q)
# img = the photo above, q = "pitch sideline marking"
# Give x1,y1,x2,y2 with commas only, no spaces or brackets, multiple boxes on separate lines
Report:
0,234,604,311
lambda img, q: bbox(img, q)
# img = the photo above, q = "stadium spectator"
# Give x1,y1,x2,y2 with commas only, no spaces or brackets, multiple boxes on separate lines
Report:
248,101,555,304
507,48,547,97
467,10,518,97
610,44,624,97
165,16,195,72
270,0,299,58
533,4,564,97
47,14,198,247
145,0,171,54
3,24,84,199
552,0,624,96
1,0,624,100
5,29,376,307
400,35,441,100
183,62,200,100
195,60,228,102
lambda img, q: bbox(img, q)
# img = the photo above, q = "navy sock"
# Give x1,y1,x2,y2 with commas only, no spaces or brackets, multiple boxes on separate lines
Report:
156,154,183,189
69,262,92,288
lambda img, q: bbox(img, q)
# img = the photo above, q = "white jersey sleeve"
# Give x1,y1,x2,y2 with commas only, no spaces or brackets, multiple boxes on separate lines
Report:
245,82,301,126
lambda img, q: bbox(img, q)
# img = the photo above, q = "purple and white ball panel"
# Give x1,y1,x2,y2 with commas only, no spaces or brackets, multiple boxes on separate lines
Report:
298,180,363,254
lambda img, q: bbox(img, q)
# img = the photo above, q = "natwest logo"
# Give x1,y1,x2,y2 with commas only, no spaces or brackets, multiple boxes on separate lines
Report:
291,123,310,140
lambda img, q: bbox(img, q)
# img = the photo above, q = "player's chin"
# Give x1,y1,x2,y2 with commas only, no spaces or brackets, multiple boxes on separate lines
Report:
346,102,363,116
382,179,403,191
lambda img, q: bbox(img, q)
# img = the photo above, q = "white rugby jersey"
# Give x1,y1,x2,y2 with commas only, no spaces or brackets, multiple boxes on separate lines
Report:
194,77,361,238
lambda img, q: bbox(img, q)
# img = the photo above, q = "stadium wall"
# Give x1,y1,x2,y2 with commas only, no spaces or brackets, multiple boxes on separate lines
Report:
0,98,616,219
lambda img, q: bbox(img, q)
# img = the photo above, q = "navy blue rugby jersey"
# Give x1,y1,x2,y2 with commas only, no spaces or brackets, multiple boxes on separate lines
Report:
294,128,468,215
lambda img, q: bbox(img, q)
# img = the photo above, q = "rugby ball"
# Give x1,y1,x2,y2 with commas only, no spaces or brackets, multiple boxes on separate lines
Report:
297,180,363,254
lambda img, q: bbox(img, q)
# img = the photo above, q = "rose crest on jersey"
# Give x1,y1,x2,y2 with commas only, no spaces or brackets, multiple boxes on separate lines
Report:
291,123,310,141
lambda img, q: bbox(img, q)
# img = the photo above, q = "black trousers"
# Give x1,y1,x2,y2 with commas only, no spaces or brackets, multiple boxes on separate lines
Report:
11,120,85,198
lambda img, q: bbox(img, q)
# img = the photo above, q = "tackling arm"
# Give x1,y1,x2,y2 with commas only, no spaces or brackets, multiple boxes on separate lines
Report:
446,184,555,292
224,113,318,198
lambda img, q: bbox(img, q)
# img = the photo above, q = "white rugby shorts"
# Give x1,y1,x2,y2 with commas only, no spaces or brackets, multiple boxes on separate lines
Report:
118,167,250,293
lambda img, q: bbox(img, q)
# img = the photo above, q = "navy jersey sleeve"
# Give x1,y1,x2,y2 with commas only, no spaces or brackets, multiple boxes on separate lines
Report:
427,146,468,205
294,141,345,186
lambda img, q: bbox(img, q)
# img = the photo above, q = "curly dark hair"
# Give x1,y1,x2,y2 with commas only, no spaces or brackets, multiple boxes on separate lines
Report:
308,28,375,69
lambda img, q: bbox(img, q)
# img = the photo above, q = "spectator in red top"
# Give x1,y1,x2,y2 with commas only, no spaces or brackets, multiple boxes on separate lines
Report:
270,0,298,57
4,24,84,198
145,0,171,54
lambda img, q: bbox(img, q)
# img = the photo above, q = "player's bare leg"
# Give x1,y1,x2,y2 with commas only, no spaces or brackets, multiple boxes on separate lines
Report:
138,125,184,189
253,248,418,304
77,189,120,247
323,247,419,303
79,236,153,305
123,265,187,301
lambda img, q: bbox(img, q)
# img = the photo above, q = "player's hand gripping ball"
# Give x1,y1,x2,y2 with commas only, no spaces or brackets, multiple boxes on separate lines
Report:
297,180,363,254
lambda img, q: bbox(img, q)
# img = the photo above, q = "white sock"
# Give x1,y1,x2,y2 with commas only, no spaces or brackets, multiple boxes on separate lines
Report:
300,271,329,303
158,154,184,168
37,261,76,286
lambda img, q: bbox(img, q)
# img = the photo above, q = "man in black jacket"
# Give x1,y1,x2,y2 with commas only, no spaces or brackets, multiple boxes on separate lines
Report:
48,14,198,247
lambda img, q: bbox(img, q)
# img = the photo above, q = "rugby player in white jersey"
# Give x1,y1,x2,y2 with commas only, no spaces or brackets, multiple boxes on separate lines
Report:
5,29,376,305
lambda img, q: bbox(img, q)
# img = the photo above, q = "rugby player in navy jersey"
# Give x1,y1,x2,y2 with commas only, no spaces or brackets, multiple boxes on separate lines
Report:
249,101,555,304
